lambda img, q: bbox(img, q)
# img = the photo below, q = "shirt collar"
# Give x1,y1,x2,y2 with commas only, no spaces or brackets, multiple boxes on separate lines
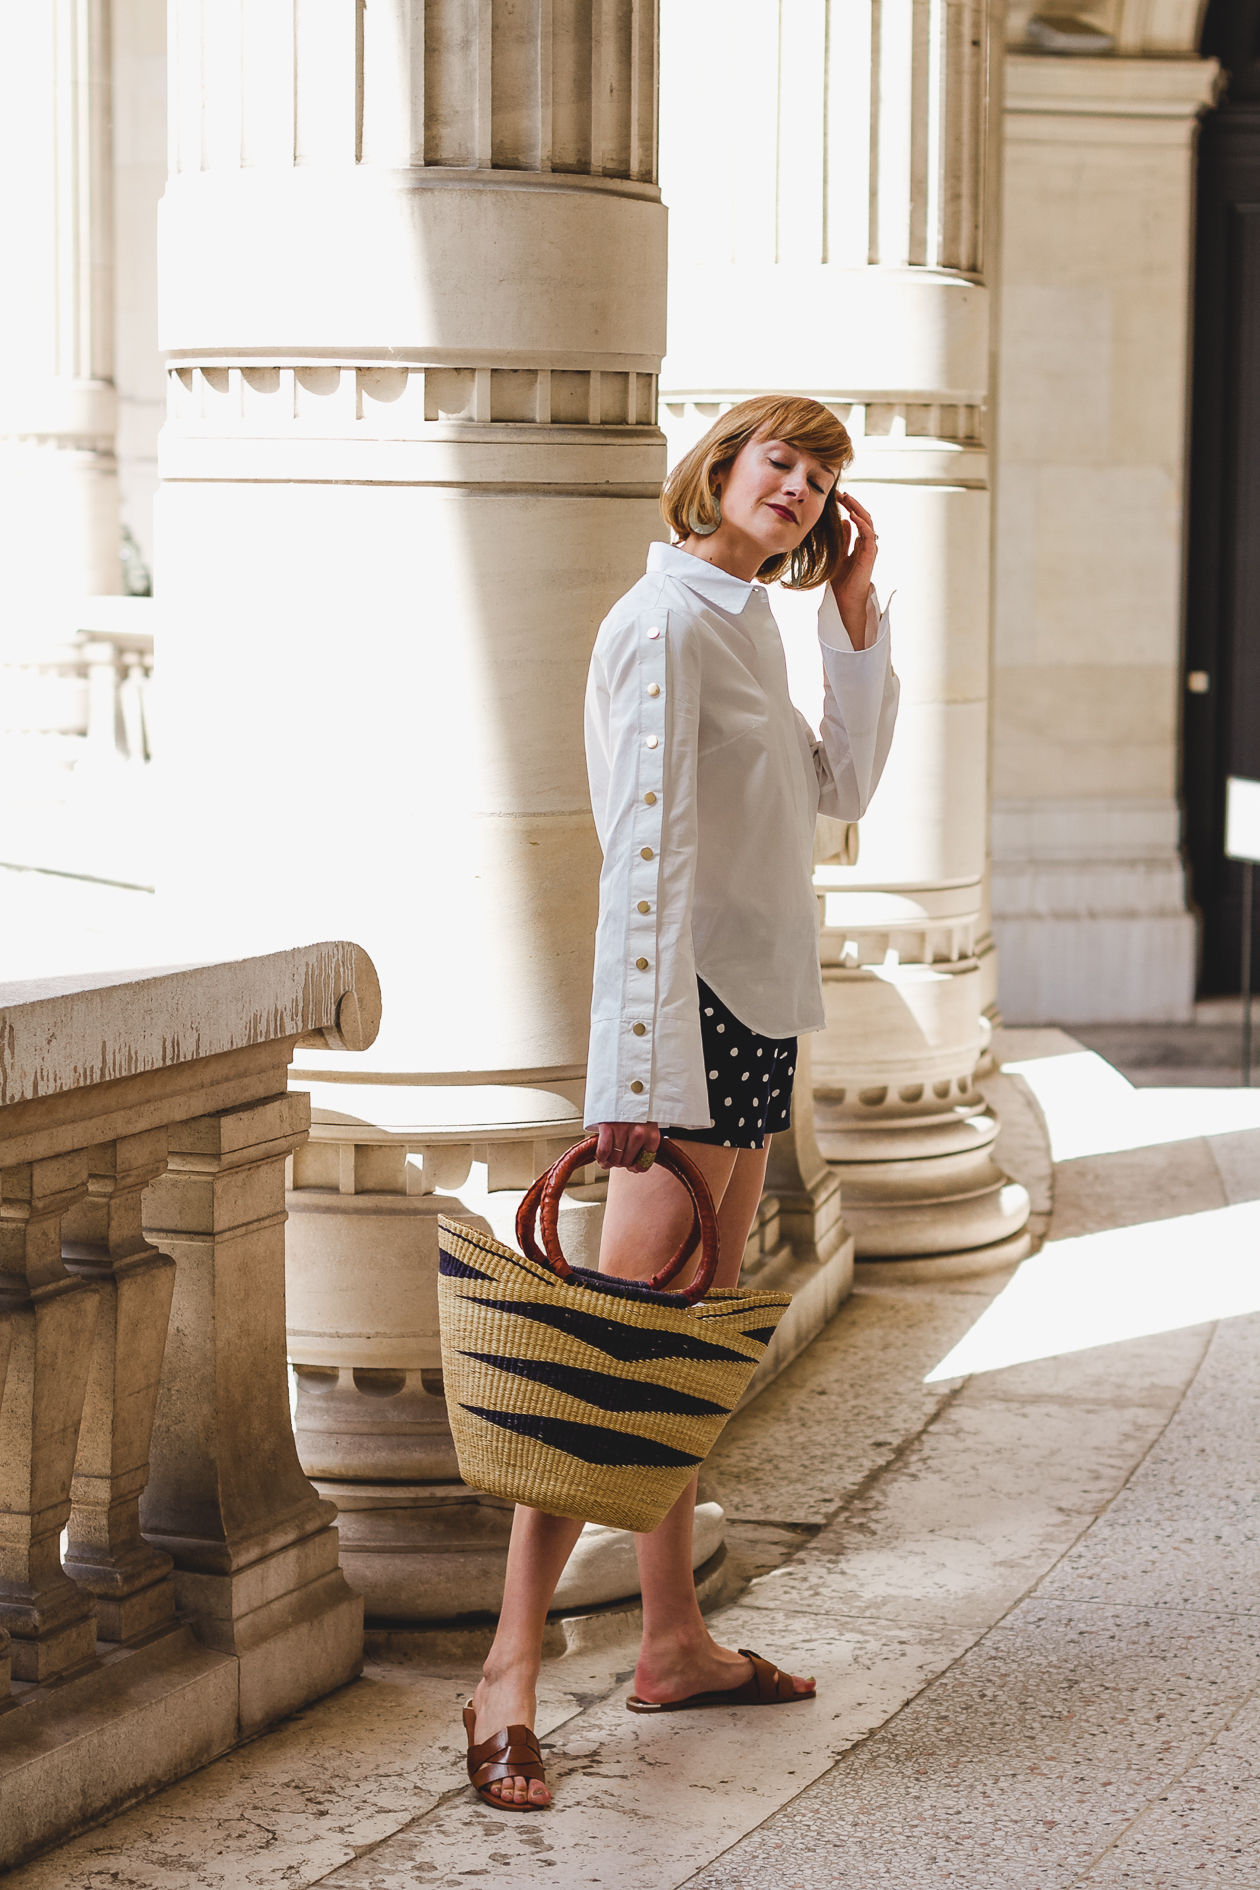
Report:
647,540,762,614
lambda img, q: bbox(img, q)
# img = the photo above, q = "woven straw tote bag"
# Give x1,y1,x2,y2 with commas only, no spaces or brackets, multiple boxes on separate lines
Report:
437,1135,793,1534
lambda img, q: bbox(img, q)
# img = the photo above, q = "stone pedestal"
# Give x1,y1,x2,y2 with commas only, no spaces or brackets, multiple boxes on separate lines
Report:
659,0,1029,1267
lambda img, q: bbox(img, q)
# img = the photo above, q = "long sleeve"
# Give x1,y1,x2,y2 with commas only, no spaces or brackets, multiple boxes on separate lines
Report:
583,607,711,1131
810,584,900,821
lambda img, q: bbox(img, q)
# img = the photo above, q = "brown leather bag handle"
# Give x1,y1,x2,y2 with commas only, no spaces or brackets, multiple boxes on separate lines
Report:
516,1137,703,1286
517,1141,700,1280
515,1135,721,1305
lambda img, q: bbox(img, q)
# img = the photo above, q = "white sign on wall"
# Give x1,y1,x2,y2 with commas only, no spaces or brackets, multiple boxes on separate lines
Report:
1225,777,1260,864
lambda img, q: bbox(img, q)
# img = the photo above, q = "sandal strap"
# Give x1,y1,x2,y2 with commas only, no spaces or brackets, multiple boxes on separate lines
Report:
738,1648,798,1703
465,1718,545,1789
472,1753,548,1791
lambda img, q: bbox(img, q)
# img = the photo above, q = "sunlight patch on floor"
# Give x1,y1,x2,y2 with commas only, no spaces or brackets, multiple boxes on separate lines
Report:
926,1042,1260,1381
1004,1047,1260,1162
926,1197,1260,1380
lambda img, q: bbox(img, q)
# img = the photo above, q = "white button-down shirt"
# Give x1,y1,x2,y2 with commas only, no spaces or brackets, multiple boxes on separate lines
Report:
583,541,899,1130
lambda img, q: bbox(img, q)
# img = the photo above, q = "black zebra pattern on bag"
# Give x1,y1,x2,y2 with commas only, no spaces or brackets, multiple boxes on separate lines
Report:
437,1227,788,1475
459,1349,731,1417
463,1406,705,1468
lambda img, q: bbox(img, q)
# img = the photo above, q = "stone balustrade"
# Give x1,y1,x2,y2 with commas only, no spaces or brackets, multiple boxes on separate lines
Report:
0,940,380,1871
0,598,156,774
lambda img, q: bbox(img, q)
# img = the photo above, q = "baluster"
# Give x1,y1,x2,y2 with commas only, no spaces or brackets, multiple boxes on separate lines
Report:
0,1153,99,1683
61,1131,176,1642
139,1093,362,1733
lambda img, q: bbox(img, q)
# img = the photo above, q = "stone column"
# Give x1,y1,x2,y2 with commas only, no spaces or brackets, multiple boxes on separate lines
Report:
139,1093,362,1733
155,4,668,1618
0,0,121,606
658,0,1029,1270
991,32,1217,1023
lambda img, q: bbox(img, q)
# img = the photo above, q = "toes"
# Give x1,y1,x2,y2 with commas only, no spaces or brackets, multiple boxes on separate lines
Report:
485,1771,548,1808
794,1675,816,1695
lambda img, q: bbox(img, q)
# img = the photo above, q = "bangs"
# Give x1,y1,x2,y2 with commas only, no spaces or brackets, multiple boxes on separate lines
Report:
750,395,853,471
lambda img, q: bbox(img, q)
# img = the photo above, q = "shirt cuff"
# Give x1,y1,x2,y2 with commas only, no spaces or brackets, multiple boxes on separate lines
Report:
818,583,886,654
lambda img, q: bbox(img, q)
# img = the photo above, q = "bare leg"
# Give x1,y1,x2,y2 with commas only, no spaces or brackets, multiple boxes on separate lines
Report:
599,1138,742,1285
471,1135,808,1808
608,1141,815,1705
472,1506,585,1806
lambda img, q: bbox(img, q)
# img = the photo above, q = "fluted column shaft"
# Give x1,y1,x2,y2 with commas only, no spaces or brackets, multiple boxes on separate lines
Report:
158,0,667,1619
0,0,121,605
659,0,1029,1267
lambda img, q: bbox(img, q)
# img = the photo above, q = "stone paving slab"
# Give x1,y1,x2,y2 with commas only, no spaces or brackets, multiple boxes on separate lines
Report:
685,1313,1260,1889
324,1613,977,1890
700,1283,975,1529
1078,1687,1260,1885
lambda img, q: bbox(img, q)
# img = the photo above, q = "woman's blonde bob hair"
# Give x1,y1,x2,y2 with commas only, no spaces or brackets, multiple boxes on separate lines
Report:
660,394,854,589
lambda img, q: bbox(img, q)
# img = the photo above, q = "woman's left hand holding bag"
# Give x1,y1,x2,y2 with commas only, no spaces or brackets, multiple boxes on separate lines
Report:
595,1121,661,1171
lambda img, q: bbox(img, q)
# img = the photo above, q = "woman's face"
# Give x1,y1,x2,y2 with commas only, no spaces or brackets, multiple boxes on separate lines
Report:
714,432,838,562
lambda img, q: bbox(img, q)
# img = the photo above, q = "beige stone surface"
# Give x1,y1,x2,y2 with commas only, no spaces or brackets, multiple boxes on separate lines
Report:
991,53,1215,1023
690,1313,1260,1888
992,666,1177,802
0,942,381,1106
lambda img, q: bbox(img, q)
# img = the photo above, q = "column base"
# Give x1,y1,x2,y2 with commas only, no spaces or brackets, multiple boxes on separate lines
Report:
817,1099,1031,1262
317,1481,727,1621
855,1225,1033,1283
86,1574,176,1645
170,1525,362,1734
735,1228,856,1410
62,1541,177,1644
2,1576,99,1684
294,1365,460,1481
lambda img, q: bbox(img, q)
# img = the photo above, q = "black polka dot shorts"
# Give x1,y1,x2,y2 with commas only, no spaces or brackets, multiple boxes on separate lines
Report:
661,977,797,1150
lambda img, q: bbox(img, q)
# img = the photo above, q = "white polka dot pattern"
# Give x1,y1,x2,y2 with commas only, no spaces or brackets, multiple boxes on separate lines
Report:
661,977,796,1151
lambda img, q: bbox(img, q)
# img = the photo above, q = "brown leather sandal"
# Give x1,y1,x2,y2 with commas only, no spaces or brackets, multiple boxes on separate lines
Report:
463,1702,550,1809
625,1648,815,1713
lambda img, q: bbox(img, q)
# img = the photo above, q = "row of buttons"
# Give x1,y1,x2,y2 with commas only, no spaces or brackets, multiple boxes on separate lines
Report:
625,622,666,1101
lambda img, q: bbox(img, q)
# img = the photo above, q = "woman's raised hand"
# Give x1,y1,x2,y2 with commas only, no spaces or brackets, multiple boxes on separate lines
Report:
595,1121,662,1171
831,491,879,647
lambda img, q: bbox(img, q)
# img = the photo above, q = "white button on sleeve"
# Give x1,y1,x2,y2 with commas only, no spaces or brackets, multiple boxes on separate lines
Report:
583,543,899,1132
584,604,707,1131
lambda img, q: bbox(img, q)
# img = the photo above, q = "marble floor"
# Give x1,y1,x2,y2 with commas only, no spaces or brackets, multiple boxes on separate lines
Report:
12,1026,1260,1889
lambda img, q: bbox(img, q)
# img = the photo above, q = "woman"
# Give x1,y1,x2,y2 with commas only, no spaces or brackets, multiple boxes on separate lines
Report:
465,395,899,1809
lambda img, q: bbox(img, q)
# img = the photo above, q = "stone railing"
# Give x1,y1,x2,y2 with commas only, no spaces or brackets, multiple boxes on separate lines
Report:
0,597,155,771
0,941,380,1871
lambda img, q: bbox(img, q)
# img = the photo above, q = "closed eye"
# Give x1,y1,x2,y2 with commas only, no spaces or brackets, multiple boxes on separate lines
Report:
770,456,824,494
